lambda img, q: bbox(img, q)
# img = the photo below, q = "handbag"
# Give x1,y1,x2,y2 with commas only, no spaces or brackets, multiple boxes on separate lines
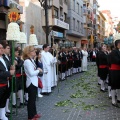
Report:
38,77,43,89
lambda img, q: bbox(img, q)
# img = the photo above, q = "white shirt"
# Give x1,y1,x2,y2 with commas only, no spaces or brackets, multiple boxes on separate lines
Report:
24,59,39,87
5,54,9,61
0,57,8,71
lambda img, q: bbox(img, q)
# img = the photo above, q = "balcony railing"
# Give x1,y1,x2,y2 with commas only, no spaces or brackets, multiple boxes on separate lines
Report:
87,23,93,28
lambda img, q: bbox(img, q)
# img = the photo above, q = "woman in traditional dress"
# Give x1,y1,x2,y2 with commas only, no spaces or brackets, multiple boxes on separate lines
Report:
98,44,108,92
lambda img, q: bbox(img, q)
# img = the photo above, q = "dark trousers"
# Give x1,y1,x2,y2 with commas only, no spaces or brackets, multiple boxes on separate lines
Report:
0,85,10,108
27,84,37,119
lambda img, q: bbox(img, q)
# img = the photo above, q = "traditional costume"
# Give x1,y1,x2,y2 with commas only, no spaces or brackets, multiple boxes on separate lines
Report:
81,50,88,71
41,50,57,93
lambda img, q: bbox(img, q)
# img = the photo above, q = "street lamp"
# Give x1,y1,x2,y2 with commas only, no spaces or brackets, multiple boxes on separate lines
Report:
38,0,53,44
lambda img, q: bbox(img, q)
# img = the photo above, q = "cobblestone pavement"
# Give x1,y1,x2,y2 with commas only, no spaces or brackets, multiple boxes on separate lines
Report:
12,64,120,120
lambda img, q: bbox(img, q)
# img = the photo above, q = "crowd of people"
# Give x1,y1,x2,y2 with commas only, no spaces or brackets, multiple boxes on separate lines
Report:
0,41,90,120
2,39,120,120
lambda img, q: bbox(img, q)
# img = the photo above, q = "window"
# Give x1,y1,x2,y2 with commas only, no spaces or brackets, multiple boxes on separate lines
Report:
73,18,75,30
53,7,58,18
77,3,79,14
73,0,75,11
77,20,79,31
64,13,67,22
80,6,83,16
81,23,83,33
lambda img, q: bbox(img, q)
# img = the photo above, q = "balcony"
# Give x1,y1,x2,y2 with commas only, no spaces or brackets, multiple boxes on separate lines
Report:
87,23,93,28
53,18,69,30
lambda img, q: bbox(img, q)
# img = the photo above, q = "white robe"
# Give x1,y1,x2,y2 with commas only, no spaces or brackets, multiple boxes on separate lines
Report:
41,51,57,93
81,50,88,71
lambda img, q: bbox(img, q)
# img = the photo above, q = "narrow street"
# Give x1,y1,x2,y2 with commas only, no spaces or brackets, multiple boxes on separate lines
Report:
13,64,120,120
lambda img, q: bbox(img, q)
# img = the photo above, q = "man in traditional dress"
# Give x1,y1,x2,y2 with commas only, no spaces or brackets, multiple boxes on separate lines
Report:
41,44,57,94
58,48,67,80
0,43,15,120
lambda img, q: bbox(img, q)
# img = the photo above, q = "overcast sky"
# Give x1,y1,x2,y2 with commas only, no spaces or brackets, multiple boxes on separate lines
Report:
98,0,120,18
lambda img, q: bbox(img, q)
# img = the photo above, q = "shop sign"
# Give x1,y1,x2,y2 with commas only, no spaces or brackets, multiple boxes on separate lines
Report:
51,30,63,38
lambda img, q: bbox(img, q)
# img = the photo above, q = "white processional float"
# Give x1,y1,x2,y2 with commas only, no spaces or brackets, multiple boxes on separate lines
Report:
29,25,38,46
6,8,21,120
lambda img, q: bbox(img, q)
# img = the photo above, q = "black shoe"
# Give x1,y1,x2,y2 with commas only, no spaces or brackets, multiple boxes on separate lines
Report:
112,103,120,108
12,104,21,108
24,100,28,105
117,100,120,103
109,96,112,99
100,89,106,92
6,111,15,117
20,102,27,106
98,83,101,85
6,111,15,115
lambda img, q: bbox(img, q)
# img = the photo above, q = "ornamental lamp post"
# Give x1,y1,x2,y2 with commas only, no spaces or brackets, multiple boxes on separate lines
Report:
38,0,53,44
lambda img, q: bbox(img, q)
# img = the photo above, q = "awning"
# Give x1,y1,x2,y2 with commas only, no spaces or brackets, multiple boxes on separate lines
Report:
81,40,88,44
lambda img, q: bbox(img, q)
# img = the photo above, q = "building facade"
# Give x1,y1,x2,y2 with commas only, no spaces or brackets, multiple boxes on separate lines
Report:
20,0,69,45
101,10,114,45
96,11,106,46
93,0,99,47
66,0,84,48
83,0,94,48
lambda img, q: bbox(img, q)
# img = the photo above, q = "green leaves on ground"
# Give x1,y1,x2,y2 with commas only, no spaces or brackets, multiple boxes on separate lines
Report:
55,66,109,111
55,100,72,107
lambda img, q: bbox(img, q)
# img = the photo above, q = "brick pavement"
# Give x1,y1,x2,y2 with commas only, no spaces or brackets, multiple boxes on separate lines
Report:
11,65,120,120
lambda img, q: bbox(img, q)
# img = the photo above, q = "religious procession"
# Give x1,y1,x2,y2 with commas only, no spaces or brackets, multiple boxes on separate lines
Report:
1,0,120,120
1,32,120,120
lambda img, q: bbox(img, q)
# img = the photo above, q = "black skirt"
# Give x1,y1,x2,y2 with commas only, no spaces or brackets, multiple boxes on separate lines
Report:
111,70,120,89
99,68,108,80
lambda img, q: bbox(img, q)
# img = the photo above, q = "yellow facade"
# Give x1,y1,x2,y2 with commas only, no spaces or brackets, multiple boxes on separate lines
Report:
97,11,106,42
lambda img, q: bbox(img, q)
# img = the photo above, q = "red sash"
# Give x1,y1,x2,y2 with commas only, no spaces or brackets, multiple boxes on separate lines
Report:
0,84,7,87
99,65,108,68
110,64,120,70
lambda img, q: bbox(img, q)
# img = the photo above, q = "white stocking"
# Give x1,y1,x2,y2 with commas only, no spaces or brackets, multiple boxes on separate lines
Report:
5,99,10,112
111,90,116,104
12,93,16,105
